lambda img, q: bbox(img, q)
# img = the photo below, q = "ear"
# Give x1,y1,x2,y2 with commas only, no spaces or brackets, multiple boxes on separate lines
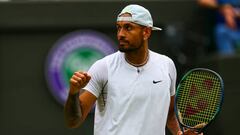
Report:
143,27,152,40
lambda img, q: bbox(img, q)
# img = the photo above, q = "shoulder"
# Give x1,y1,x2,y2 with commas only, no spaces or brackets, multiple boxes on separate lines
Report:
102,51,123,66
149,50,175,65
92,51,120,66
89,51,121,71
149,50,176,74
105,51,121,60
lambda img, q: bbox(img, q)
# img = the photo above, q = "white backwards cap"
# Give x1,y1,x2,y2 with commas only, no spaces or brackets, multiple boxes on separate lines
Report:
117,4,162,31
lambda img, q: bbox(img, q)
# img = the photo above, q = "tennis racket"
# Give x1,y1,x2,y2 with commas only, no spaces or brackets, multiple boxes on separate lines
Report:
174,68,224,134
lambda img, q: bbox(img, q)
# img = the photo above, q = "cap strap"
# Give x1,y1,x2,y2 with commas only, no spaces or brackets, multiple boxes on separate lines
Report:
117,17,134,22
117,16,148,27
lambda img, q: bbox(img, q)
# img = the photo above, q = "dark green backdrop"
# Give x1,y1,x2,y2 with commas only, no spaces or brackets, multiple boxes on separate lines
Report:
0,1,239,135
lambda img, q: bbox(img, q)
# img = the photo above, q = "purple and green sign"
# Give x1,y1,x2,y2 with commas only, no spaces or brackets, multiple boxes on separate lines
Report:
45,30,116,105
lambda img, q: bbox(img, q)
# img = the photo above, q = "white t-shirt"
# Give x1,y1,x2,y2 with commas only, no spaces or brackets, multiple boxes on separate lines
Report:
84,50,177,135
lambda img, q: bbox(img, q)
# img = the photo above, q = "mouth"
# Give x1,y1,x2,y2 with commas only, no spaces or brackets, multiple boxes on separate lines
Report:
119,40,129,45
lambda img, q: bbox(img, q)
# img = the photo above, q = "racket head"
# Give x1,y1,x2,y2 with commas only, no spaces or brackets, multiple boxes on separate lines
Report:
174,68,224,133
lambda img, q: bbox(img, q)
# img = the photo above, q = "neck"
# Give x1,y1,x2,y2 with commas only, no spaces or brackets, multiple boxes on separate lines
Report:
124,43,149,67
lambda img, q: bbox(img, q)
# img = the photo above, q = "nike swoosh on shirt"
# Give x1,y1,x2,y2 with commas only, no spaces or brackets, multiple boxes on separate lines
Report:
153,80,162,84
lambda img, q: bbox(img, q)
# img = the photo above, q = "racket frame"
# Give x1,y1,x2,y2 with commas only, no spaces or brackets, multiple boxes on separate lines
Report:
174,68,224,134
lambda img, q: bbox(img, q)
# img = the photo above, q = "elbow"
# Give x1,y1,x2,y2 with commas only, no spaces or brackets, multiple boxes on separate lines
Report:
66,123,79,129
64,113,82,128
65,119,81,129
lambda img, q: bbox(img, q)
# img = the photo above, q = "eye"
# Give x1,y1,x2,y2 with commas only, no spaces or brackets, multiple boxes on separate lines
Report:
116,25,120,31
125,24,132,31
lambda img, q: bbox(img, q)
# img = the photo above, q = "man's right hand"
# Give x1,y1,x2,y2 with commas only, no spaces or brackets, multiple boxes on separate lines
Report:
69,71,91,95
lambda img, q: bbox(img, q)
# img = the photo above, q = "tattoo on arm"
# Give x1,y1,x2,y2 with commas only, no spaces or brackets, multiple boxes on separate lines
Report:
64,92,82,127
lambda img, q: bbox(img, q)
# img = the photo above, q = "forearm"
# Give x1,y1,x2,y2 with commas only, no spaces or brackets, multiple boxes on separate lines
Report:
64,92,83,128
198,0,218,9
167,111,181,135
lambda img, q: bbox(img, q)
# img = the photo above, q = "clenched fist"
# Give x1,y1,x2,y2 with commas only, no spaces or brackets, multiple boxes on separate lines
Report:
69,71,91,95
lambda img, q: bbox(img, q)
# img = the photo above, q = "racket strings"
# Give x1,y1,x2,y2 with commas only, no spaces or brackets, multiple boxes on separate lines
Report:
177,71,222,127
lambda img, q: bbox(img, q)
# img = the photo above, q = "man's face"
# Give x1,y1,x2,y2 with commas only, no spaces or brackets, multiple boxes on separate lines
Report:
116,14,145,52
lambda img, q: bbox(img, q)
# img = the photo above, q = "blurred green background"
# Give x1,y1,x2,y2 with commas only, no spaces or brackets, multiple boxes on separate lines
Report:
0,0,239,135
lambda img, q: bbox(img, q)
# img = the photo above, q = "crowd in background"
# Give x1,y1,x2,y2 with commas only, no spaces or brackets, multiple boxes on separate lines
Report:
198,0,240,55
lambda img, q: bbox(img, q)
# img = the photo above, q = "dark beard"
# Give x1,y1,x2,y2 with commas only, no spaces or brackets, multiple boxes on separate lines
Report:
118,46,138,52
118,42,144,52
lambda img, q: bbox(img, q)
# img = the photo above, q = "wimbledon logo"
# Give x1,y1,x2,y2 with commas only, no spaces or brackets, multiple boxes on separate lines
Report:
45,30,116,105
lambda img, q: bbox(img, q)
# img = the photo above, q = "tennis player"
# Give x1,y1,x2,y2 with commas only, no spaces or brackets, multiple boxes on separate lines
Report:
64,4,203,135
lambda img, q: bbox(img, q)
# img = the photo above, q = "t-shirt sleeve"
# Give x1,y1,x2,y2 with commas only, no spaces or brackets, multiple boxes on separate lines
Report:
83,59,107,98
168,59,177,96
